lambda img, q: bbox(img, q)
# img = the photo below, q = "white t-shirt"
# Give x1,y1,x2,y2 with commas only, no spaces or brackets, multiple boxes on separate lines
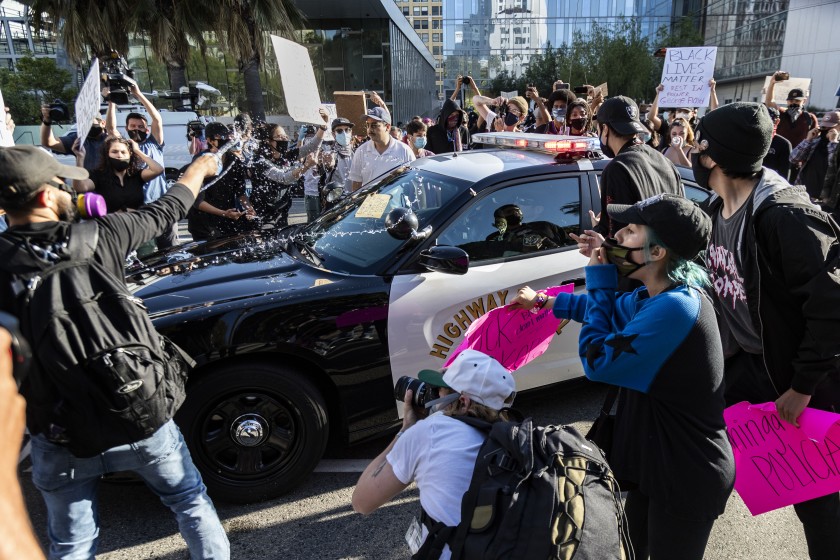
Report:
348,136,415,187
387,413,485,559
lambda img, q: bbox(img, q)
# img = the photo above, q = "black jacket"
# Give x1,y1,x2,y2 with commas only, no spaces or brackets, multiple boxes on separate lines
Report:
703,169,840,397
426,99,470,155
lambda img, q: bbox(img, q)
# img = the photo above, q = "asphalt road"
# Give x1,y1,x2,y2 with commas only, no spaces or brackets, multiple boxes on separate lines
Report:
19,379,810,560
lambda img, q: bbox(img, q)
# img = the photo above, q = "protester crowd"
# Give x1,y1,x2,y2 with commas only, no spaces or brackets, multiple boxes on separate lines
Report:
0,65,839,560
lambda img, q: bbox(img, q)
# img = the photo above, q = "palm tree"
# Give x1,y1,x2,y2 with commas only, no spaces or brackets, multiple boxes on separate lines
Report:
210,0,304,120
30,0,129,64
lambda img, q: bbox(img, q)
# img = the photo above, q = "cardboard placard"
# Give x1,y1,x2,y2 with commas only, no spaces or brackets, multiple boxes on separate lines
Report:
75,58,101,142
657,47,718,108
0,88,14,147
355,193,391,219
596,82,608,98
270,35,324,125
762,76,812,104
501,90,519,99
334,91,368,136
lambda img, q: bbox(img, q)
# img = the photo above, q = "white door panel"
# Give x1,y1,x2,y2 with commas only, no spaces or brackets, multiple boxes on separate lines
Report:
388,248,588,393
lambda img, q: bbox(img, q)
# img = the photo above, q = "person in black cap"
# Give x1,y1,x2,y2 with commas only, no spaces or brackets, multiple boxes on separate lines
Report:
0,145,230,559
765,71,818,149
512,193,734,560
762,105,792,181
695,102,840,560
593,96,684,290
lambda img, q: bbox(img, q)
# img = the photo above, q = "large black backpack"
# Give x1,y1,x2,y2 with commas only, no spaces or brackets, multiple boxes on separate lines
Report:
0,221,190,457
415,416,633,560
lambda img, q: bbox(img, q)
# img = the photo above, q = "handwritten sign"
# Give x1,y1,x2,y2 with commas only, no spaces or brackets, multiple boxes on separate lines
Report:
270,35,324,125
762,76,812,105
596,82,609,98
724,401,840,516
75,58,101,142
355,194,391,219
657,47,717,108
443,284,575,371
0,88,13,147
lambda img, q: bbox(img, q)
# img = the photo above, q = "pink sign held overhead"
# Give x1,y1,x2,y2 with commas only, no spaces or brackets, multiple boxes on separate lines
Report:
724,401,840,516
443,284,575,372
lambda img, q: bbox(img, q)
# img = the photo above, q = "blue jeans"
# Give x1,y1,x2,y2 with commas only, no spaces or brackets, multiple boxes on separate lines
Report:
30,420,229,560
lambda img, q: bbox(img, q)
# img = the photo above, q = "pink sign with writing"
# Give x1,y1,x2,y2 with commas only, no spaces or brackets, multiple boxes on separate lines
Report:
443,284,575,372
724,401,840,515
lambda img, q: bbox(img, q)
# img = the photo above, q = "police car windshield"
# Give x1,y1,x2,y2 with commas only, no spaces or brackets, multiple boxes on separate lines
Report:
300,168,467,274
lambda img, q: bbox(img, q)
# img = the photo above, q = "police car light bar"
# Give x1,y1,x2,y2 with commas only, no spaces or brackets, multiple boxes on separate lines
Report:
472,132,600,155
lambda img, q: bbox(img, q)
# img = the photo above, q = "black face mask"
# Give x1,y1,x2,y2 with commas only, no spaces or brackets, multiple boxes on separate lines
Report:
88,125,103,139
570,118,587,132
691,153,712,189
599,127,616,159
504,112,519,127
109,157,131,171
127,129,148,143
601,238,647,277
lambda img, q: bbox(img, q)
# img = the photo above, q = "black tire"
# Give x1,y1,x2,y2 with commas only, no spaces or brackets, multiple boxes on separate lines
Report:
175,363,328,503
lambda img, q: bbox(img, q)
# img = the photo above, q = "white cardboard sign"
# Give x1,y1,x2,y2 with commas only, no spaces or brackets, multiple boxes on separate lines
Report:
74,59,101,142
271,35,324,125
0,88,14,146
501,90,519,99
657,47,717,108
762,76,812,105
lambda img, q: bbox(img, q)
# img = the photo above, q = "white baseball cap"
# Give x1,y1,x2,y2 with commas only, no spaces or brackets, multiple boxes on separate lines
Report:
418,350,516,410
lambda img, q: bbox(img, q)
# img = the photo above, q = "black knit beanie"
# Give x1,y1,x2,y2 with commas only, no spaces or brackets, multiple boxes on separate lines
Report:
696,102,773,173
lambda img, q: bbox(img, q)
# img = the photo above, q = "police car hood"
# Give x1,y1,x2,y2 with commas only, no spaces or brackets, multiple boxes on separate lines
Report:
125,230,347,316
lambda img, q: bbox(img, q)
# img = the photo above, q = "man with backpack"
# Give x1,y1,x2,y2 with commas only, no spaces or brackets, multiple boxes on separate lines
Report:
0,145,230,559
694,103,840,560
352,349,630,559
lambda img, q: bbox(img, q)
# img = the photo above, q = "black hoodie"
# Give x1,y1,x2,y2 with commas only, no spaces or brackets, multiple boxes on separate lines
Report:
426,99,470,155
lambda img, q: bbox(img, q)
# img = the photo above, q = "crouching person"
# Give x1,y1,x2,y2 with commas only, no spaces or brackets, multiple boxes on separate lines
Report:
352,350,515,559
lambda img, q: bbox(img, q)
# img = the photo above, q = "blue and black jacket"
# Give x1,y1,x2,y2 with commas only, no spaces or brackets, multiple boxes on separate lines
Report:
553,264,735,519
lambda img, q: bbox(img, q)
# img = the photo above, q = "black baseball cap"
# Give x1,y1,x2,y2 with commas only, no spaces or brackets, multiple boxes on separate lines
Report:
596,96,646,135
331,117,353,131
205,122,230,139
607,193,711,260
787,88,806,101
0,145,88,206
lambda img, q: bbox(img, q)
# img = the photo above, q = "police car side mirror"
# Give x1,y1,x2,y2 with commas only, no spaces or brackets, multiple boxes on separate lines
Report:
419,246,469,275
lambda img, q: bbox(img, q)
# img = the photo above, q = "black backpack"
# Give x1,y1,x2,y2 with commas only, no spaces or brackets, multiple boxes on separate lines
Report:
0,221,190,457
414,416,633,560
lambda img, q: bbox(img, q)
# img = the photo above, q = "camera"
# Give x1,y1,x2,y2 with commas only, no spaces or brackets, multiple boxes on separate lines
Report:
394,376,440,408
99,50,135,105
186,120,205,140
774,71,790,82
303,125,316,135
0,311,32,389
48,99,69,122
462,76,472,85
573,86,590,95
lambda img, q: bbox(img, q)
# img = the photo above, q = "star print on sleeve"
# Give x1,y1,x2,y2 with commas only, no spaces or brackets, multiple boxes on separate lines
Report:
605,333,639,361
586,341,605,369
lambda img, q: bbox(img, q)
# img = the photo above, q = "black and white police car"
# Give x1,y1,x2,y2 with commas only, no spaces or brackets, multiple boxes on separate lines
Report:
128,133,708,503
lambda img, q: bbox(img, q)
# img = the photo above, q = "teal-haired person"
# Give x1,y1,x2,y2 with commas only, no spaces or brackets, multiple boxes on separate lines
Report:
512,193,735,560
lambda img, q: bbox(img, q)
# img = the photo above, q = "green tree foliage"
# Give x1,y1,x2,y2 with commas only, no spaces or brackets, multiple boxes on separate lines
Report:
0,55,78,125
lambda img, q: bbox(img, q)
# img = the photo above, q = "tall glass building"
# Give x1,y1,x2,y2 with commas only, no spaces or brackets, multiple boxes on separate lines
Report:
0,1,60,70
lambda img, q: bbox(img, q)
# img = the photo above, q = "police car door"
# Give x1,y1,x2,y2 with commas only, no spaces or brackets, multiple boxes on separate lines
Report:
388,175,590,392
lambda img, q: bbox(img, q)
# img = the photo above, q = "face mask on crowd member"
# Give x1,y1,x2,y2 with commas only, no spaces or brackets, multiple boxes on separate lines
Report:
332,119,354,148
567,101,590,135
88,118,105,139
126,113,149,143
105,140,133,172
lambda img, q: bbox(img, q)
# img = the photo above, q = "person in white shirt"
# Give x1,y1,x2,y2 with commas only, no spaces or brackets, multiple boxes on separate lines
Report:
352,350,516,559
348,107,415,191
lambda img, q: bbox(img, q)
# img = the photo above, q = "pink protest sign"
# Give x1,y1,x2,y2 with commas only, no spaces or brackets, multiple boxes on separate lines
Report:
443,284,574,371
724,401,840,516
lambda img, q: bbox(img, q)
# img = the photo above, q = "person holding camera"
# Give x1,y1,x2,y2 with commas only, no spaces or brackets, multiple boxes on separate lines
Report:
40,102,108,172
533,87,577,135
765,71,819,149
352,349,516,559
0,145,229,559
187,120,207,156
425,76,474,154
512,194,735,560
472,94,528,133
104,76,177,250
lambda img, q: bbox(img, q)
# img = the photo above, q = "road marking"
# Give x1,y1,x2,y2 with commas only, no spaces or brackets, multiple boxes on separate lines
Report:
314,459,371,473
